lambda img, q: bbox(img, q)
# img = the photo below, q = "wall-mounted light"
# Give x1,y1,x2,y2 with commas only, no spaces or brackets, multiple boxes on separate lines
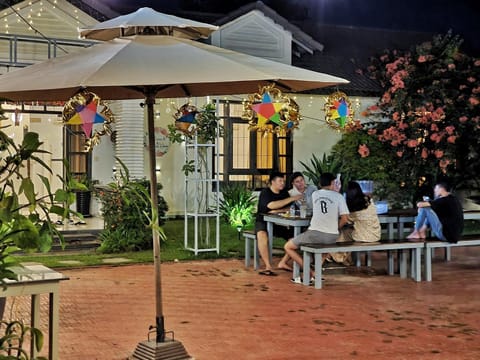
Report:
11,108,22,126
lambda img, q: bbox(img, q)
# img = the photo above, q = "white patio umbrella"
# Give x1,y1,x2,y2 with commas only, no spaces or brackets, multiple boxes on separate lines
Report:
79,7,218,40
0,34,348,348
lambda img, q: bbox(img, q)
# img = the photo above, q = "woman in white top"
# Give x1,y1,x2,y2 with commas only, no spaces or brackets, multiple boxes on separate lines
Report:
330,181,381,264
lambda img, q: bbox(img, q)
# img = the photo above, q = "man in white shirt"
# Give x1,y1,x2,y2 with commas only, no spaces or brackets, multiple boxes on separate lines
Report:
284,172,349,283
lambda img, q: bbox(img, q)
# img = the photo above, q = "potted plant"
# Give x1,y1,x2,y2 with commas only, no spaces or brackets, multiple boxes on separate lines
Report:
74,175,95,217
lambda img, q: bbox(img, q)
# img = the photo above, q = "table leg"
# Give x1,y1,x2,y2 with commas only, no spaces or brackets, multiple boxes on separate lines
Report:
31,294,40,359
50,289,60,360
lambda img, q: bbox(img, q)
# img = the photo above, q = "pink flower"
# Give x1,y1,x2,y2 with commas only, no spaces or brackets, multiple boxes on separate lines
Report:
358,144,370,158
396,151,404,157
447,135,457,143
475,60,480,66
392,112,400,121
469,97,480,106
445,125,455,135
434,150,444,159
431,123,439,131
448,63,456,70
418,55,427,63
468,77,476,83
473,87,480,94
367,128,377,135
407,139,418,148
459,84,467,90
459,116,468,123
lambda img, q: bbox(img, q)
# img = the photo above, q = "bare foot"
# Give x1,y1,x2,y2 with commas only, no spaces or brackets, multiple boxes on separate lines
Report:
407,231,421,239
418,230,426,239
277,262,292,271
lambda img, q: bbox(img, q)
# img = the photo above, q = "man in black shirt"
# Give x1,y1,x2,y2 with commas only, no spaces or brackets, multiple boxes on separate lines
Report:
255,171,303,275
407,181,464,243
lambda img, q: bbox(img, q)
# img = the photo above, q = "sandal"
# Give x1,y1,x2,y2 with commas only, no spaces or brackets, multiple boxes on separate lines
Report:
258,270,277,276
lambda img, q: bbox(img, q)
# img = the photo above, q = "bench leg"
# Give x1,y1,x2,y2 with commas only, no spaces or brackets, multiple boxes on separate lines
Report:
303,251,311,286
355,252,362,267
425,248,433,281
409,249,414,279
387,250,394,275
399,250,407,278
245,237,251,268
445,247,451,261
314,253,323,289
366,251,372,267
414,248,422,282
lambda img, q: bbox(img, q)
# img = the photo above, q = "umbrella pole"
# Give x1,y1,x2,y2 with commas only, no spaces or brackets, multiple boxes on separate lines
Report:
145,91,165,343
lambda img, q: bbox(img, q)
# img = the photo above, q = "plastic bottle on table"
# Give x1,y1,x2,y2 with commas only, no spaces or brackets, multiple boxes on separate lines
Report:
289,203,296,217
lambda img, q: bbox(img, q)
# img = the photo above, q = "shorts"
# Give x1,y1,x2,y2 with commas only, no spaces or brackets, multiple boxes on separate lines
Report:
292,230,339,247
255,221,294,241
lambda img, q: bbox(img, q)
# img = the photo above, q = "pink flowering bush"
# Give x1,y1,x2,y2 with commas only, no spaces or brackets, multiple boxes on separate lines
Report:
365,32,480,193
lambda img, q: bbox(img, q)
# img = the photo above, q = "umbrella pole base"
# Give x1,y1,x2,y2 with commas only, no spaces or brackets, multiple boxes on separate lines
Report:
130,339,192,360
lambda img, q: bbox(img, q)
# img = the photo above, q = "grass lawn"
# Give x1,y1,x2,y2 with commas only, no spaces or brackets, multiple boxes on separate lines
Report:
13,219,480,269
13,219,285,269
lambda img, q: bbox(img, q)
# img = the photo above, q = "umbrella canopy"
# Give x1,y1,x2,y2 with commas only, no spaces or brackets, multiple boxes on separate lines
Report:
0,33,348,344
79,7,218,41
0,35,348,102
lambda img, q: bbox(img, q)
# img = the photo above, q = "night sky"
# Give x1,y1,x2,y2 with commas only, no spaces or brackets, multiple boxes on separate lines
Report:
99,0,480,55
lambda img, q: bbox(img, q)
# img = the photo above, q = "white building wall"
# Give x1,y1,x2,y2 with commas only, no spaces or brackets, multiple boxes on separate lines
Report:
210,10,292,64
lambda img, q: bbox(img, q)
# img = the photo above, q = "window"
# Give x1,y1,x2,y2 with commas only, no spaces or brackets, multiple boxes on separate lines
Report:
65,125,91,180
216,101,292,190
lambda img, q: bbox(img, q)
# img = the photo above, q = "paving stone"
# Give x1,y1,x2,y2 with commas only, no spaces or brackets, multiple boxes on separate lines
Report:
102,257,132,264
4,248,480,360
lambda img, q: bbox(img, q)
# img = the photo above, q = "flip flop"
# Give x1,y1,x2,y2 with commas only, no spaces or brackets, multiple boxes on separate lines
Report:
258,270,277,276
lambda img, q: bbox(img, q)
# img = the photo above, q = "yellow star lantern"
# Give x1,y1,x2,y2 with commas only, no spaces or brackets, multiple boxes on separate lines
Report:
243,84,301,135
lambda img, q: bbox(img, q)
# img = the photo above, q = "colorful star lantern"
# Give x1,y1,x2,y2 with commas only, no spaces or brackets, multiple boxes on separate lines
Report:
252,92,284,127
324,91,356,132
243,84,301,135
63,90,114,151
173,103,198,134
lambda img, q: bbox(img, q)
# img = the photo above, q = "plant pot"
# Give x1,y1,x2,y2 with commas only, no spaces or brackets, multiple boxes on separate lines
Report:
76,190,92,217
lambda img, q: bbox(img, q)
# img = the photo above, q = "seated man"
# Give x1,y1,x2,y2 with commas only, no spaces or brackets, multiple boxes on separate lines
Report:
255,171,303,275
407,181,464,242
284,172,349,283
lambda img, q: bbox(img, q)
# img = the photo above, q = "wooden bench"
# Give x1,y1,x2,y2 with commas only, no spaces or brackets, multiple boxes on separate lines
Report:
298,240,424,289
424,235,480,281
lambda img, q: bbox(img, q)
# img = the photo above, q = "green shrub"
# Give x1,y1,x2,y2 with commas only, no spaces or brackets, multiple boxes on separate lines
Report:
95,160,168,253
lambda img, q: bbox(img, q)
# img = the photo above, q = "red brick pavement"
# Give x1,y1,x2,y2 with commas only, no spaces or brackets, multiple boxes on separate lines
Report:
4,248,480,359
